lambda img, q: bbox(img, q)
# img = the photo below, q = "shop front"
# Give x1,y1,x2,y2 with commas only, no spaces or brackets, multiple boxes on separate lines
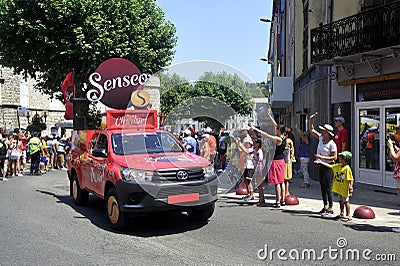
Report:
355,79,400,188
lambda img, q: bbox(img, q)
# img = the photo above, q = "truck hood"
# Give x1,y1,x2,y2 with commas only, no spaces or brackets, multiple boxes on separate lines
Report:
110,152,211,170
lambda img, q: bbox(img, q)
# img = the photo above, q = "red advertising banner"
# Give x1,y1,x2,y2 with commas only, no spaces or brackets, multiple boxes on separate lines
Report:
105,110,158,130
61,71,75,120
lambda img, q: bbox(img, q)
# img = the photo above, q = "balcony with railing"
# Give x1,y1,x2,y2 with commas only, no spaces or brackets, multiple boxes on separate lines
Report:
311,1,400,64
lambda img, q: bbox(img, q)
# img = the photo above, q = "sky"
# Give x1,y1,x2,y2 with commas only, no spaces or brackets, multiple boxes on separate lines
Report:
156,0,272,83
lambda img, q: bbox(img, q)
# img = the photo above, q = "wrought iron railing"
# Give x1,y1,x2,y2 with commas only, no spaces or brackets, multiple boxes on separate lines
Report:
311,1,400,63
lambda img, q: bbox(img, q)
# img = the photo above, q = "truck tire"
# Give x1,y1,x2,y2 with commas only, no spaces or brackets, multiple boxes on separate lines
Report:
105,188,128,230
71,174,89,205
187,202,215,221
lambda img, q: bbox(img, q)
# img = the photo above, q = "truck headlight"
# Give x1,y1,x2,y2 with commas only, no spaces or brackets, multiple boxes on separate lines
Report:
202,164,215,175
120,166,153,181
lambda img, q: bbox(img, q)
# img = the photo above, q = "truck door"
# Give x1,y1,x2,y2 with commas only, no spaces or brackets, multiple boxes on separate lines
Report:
80,133,98,190
87,133,109,195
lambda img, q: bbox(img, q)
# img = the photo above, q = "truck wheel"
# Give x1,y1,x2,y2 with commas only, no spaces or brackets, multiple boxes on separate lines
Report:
187,202,215,221
105,188,128,230
71,174,89,205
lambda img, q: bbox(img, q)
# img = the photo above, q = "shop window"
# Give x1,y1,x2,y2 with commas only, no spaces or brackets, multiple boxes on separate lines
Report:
359,108,380,170
385,107,400,171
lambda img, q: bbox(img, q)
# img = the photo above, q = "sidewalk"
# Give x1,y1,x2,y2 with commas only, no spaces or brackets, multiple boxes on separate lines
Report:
220,174,400,230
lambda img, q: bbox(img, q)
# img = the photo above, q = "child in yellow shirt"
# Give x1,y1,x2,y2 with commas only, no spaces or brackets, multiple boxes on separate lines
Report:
315,151,354,221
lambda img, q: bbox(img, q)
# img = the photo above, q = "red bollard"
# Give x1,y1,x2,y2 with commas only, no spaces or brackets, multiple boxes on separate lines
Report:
353,206,375,219
236,185,248,195
285,194,299,205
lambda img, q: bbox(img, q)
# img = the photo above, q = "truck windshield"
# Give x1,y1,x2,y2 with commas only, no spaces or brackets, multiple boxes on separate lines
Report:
111,132,184,155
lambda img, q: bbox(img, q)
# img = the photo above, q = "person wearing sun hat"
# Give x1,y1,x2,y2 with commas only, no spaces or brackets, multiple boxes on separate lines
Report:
182,129,197,154
235,137,255,201
309,112,338,216
315,150,354,221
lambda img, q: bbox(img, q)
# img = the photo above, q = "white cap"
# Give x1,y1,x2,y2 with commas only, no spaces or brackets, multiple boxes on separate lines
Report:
241,125,251,131
184,129,192,136
244,138,253,145
205,127,212,133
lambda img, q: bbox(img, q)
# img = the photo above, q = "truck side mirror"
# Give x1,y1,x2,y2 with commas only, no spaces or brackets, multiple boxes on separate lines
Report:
92,148,107,158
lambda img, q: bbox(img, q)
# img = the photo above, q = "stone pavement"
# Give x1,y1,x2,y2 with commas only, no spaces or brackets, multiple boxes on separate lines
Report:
220,174,400,230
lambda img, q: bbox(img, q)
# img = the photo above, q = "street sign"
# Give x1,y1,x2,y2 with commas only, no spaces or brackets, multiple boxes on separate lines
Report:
17,106,27,117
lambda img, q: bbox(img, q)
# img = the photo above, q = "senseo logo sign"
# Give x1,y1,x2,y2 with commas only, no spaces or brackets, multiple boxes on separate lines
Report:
86,58,151,109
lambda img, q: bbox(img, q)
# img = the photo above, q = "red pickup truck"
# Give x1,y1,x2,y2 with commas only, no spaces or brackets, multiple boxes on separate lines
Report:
67,110,218,230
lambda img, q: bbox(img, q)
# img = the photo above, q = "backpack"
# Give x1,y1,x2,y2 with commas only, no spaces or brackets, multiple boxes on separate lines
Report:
0,140,7,157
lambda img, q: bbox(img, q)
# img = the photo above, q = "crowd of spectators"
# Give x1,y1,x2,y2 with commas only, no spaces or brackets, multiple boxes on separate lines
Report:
0,128,71,181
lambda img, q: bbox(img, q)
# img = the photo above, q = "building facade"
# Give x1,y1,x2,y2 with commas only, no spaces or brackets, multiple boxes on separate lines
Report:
0,66,71,136
268,0,400,187
267,0,294,126
311,0,400,187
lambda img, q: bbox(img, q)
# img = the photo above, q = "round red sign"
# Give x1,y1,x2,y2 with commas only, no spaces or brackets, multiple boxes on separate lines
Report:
87,58,151,109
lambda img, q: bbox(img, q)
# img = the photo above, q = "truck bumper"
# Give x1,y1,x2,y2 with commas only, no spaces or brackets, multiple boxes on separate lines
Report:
115,174,218,215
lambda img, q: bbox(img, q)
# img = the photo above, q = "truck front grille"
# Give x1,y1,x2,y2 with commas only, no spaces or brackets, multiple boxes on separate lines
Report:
153,168,205,182
156,185,209,199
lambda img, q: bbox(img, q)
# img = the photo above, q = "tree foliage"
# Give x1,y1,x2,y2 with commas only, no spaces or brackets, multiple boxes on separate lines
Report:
0,0,177,100
160,71,254,128
256,82,269,98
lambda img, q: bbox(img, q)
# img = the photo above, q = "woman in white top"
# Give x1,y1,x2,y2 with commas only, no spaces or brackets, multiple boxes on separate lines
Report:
309,112,337,215
9,134,23,176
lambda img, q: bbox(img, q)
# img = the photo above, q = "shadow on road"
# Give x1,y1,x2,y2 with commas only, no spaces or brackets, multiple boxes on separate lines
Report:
36,189,208,237
281,209,316,216
343,223,396,232
278,177,400,211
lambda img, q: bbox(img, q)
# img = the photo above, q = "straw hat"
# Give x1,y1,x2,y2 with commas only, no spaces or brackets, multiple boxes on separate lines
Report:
318,124,334,136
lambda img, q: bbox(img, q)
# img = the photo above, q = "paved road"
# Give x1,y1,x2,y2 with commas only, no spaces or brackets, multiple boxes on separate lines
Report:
0,170,399,265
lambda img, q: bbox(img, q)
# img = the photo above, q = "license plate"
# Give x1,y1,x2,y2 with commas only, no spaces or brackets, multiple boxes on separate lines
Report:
168,193,200,204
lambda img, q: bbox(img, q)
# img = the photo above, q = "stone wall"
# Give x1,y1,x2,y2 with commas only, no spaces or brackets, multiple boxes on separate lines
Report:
143,73,161,112
0,67,67,133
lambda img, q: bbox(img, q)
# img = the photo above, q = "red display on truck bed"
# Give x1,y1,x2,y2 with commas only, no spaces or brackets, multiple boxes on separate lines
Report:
105,110,158,130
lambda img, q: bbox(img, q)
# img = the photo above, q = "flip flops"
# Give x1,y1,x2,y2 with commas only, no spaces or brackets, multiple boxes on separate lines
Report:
272,202,280,208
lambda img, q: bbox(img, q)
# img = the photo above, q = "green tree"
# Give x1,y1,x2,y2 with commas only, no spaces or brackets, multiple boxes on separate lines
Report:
160,71,254,130
199,71,253,102
256,81,269,98
159,72,191,115
0,0,177,99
